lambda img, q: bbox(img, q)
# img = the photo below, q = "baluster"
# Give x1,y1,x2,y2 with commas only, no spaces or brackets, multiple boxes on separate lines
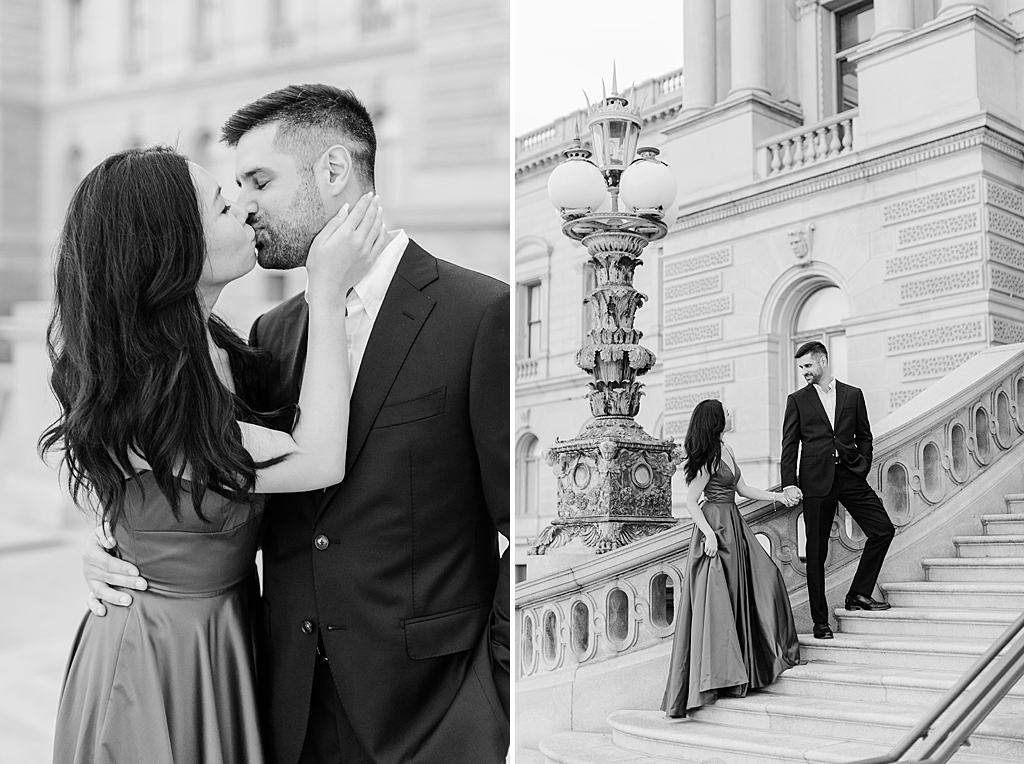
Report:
815,127,828,161
792,135,804,167
768,145,781,175
841,118,853,153
806,131,818,163
781,139,793,171
828,122,842,157
796,132,810,165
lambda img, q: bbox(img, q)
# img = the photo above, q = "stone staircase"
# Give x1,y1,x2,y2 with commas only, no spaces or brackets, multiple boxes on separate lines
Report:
536,494,1024,764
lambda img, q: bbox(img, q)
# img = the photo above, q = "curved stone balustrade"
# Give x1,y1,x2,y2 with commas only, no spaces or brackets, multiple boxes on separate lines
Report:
758,110,857,178
516,344,1024,679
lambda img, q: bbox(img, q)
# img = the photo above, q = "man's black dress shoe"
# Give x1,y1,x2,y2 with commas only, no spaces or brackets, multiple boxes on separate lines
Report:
845,593,891,611
812,623,833,639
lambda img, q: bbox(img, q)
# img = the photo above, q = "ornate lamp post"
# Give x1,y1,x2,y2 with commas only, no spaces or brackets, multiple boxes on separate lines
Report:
530,72,684,559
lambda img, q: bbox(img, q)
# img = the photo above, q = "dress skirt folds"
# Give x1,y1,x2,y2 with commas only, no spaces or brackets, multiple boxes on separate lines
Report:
52,473,266,764
662,459,800,718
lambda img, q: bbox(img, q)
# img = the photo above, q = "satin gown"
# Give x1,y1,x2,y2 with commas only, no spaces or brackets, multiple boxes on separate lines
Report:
52,472,266,764
662,456,800,718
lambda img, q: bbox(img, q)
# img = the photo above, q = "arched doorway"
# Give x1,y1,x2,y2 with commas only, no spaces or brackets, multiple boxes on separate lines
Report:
791,285,851,390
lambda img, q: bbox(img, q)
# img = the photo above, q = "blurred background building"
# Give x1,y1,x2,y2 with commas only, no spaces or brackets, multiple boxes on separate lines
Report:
0,1,507,759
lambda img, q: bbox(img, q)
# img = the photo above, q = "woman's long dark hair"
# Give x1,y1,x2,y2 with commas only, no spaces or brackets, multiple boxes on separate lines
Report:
39,146,272,532
682,399,726,484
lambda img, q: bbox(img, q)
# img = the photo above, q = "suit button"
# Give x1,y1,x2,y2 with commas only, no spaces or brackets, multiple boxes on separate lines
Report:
301,620,314,635
314,535,329,551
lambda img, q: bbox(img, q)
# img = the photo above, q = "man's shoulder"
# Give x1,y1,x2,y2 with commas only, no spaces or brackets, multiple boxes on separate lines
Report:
786,384,811,402
253,291,308,336
838,380,864,397
406,240,508,306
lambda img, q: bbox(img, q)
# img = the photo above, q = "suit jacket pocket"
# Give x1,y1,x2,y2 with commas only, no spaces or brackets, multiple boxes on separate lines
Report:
403,601,489,660
374,387,446,429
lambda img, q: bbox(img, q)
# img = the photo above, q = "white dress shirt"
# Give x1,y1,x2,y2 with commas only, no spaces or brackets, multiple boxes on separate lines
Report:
306,229,409,392
814,377,837,430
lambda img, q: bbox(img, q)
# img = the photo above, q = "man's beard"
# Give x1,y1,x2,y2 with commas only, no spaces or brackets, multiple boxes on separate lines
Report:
254,175,327,270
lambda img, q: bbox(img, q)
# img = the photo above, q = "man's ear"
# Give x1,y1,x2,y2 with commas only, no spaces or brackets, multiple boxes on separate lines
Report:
317,144,353,196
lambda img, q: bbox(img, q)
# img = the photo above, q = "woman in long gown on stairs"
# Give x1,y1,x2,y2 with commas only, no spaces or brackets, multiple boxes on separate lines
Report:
41,146,386,763
663,399,802,718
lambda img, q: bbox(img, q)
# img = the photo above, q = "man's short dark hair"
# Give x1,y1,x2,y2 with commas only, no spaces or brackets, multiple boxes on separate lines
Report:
794,341,828,360
221,83,376,189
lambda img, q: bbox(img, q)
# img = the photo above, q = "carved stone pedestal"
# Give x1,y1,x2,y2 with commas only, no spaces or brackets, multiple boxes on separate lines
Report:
529,417,683,563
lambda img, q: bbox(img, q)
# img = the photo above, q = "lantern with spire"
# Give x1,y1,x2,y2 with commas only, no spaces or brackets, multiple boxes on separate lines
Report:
530,65,683,562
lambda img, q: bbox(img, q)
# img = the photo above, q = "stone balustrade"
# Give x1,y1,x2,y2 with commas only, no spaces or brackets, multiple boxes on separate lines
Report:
516,357,542,382
758,109,857,178
515,67,684,164
516,343,1024,679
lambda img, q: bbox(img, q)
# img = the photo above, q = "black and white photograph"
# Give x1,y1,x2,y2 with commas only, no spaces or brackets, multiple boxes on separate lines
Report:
0,1,510,762
515,1,1024,763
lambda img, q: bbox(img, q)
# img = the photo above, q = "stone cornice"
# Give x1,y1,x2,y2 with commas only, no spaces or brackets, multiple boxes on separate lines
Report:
661,92,803,139
668,126,1024,233
848,4,1022,67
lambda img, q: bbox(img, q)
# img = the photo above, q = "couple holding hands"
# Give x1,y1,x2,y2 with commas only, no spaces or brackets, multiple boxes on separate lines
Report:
662,341,896,718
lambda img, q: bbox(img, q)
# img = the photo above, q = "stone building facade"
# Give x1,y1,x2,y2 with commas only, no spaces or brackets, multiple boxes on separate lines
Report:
514,0,1024,579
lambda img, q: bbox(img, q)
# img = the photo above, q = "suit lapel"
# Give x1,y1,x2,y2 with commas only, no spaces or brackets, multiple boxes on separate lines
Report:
318,241,438,514
803,384,833,432
834,381,849,427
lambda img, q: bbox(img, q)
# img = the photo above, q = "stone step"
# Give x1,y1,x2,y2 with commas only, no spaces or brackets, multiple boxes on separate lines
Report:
835,607,1020,639
603,711,1008,764
797,632,1008,672
923,557,1024,582
691,692,1024,760
770,661,1024,715
981,513,1024,535
517,749,548,764
538,731,678,764
1005,494,1024,513
880,581,1024,610
954,535,1024,557
611,713,889,764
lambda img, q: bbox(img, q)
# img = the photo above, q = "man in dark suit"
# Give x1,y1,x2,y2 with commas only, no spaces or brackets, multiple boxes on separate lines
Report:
781,341,895,640
82,84,509,763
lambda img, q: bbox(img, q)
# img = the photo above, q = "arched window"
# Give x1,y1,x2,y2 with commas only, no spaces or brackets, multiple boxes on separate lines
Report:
516,434,541,516
792,285,850,388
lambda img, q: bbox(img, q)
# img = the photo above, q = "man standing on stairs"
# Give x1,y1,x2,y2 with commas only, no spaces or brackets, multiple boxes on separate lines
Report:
781,341,896,640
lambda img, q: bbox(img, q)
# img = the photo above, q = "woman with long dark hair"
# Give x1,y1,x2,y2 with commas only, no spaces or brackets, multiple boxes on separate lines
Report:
41,146,384,763
662,398,802,718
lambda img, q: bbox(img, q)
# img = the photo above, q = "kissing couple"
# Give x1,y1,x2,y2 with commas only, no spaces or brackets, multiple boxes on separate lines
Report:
43,84,510,764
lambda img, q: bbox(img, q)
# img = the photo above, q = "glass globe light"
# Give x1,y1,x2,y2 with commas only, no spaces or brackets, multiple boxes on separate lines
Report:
547,143,608,213
619,147,677,214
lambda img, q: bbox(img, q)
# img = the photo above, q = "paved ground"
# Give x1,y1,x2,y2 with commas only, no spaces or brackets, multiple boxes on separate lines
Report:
0,516,94,764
